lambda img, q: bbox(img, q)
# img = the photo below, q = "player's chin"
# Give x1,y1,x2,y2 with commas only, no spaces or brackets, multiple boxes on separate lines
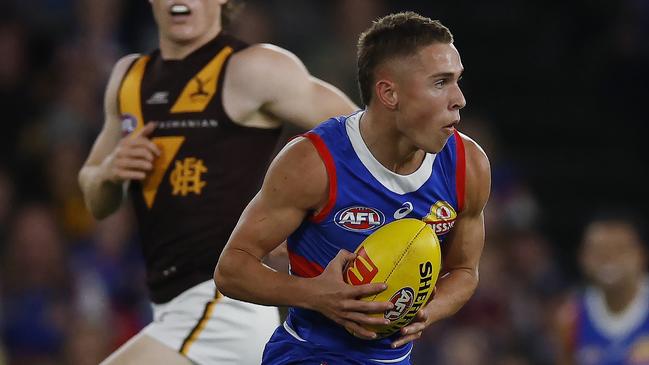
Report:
418,137,446,154
167,27,200,43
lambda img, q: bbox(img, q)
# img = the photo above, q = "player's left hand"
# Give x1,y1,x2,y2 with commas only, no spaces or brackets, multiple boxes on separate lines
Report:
390,307,431,348
391,286,438,348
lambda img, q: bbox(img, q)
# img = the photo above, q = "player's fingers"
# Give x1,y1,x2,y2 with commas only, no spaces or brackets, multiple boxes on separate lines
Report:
350,282,388,298
117,159,153,172
129,138,161,157
330,249,356,271
343,312,389,327
115,170,147,181
400,321,426,336
134,121,156,138
341,322,377,340
125,146,155,161
347,299,393,314
391,331,422,348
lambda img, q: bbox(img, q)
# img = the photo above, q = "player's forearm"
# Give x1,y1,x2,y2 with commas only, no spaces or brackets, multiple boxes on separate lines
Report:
215,248,314,308
425,268,479,322
78,165,124,219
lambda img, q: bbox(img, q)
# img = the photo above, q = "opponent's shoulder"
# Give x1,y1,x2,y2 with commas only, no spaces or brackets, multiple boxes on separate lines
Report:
104,54,141,114
458,131,491,213
109,54,141,85
228,43,308,83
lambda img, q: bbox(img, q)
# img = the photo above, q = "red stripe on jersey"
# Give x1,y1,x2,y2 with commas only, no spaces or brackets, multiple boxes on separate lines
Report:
454,131,466,212
303,132,337,223
289,251,324,278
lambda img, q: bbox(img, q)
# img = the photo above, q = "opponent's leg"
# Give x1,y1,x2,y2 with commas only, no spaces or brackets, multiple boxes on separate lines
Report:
100,333,192,365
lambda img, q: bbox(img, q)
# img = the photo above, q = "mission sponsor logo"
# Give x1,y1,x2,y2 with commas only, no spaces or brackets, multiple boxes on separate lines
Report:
334,206,385,232
422,201,457,235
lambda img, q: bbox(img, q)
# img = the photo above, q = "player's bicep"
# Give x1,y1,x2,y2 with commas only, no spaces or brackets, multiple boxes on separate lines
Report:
236,45,355,128
442,212,485,273
443,134,491,273
83,54,139,167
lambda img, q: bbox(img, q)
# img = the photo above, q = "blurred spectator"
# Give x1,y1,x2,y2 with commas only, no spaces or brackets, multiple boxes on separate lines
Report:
69,207,151,350
1,203,72,365
1,1,647,363
555,213,649,365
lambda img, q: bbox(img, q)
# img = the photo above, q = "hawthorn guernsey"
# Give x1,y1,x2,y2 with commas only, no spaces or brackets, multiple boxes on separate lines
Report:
273,111,466,362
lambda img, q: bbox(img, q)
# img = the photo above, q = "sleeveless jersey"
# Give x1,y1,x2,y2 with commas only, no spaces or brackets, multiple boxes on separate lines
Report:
118,34,283,303
571,278,649,365
278,110,466,362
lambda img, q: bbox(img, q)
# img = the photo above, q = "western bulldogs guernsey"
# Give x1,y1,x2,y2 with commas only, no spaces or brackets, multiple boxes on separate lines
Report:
571,278,649,365
263,111,466,364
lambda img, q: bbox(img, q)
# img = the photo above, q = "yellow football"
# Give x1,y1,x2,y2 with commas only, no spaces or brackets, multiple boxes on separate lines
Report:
344,218,442,338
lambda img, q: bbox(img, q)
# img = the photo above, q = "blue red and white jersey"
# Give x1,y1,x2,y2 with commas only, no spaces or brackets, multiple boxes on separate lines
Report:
280,110,466,362
571,278,649,365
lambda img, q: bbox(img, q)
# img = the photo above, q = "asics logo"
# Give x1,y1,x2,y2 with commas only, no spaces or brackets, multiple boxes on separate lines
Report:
393,202,413,219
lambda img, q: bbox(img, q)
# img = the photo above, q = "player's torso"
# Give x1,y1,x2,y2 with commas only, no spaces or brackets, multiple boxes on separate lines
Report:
574,281,649,365
118,34,282,303
284,111,465,359
287,111,464,277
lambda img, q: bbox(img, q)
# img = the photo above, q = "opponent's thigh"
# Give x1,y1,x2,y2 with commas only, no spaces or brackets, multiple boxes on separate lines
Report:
100,332,192,365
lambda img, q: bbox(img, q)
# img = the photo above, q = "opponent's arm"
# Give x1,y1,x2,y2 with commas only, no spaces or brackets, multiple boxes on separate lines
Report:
392,133,491,347
224,44,357,129
215,138,392,339
78,55,160,219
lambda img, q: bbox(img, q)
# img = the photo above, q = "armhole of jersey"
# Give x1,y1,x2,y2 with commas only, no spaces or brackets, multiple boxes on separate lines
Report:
303,132,337,223
454,131,466,212
118,55,150,134
116,56,141,116
216,50,237,124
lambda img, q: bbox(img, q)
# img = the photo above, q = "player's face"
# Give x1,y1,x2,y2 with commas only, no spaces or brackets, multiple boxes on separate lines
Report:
580,222,646,289
394,43,466,153
150,0,225,45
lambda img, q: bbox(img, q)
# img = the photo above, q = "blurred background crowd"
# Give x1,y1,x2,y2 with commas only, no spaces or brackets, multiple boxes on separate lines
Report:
0,0,647,364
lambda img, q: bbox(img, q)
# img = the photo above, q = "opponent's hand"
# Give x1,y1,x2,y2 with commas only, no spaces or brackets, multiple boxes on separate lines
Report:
308,249,393,340
102,122,160,183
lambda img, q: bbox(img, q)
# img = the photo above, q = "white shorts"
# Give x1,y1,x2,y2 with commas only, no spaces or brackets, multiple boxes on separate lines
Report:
143,280,280,365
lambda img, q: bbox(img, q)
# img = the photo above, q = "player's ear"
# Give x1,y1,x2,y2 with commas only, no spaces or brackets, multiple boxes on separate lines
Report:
375,79,398,110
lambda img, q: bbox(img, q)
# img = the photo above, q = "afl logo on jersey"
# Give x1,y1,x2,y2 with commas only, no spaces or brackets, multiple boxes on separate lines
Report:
334,206,385,232
422,201,457,235
121,114,138,136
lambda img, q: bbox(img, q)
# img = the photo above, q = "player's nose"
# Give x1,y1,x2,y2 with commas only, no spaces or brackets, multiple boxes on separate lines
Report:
450,84,466,110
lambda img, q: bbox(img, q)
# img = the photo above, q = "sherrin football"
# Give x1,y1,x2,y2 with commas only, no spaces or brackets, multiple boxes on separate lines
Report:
344,218,442,338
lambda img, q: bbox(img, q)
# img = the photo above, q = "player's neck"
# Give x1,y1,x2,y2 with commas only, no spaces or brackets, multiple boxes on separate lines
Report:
602,275,644,314
359,108,426,175
159,28,222,60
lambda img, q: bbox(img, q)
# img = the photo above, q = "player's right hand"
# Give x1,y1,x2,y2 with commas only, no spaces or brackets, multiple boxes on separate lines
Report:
308,249,393,340
102,122,160,183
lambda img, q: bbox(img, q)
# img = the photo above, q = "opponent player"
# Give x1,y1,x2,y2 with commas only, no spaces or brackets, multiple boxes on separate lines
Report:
78,0,356,364
556,213,649,365
215,12,491,364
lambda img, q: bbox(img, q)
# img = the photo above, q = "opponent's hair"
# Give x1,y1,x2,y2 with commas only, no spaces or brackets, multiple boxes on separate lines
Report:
357,12,454,106
222,0,245,28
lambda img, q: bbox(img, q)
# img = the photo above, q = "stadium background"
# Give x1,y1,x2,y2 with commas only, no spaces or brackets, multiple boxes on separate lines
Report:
0,0,647,364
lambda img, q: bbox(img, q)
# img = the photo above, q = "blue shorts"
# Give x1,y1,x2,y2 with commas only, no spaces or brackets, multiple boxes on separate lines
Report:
262,324,411,365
